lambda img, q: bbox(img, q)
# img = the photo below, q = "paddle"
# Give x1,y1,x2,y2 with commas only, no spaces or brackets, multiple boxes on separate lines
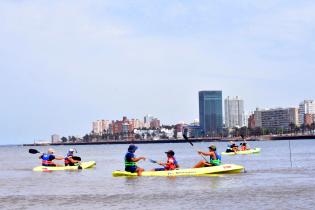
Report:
183,134,208,162
28,149,82,161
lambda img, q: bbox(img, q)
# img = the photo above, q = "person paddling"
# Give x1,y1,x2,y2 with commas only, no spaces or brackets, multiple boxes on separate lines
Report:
154,150,179,171
240,143,248,151
39,148,64,167
226,141,239,153
193,145,221,168
125,145,145,176
64,148,80,166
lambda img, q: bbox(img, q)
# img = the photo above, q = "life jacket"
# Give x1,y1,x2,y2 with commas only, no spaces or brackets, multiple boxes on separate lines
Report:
125,152,137,168
164,157,177,170
41,153,55,166
64,153,73,166
241,145,247,151
210,152,221,166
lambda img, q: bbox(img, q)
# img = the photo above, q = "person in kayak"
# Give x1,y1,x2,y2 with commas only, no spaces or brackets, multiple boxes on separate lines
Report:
240,143,248,151
193,145,221,168
154,150,179,171
64,148,80,166
39,148,64,167
226,141,237,153
125,145,145,176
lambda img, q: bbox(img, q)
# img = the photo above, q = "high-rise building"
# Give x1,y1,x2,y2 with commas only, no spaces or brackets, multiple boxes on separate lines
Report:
144,114,153,124
254,108,298,130
298,100,315,125
199,91,223,135
51,134,60,143
224,96,244,128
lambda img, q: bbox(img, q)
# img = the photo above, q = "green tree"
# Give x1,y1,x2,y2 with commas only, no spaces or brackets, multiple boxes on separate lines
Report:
61,136,68,143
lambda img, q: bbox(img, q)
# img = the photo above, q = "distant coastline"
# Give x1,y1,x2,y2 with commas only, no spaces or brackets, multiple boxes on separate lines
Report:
22,134,315,146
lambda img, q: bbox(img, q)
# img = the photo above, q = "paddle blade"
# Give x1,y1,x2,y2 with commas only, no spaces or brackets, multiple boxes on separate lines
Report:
29,149,40,154
183,134,194,146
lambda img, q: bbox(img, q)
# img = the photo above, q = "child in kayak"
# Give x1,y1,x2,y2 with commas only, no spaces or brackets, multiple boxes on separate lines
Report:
64,148,81,166
125,145,145,176
193,145,221,168
154,150,179,171
240,143,249,151
226,141,239,153
39,148,64,167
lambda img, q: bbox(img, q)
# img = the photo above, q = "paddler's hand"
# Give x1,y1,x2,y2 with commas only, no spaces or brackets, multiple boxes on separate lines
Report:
197,151,203,155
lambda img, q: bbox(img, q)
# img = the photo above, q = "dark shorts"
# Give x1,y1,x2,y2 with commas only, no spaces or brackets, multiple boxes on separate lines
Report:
154,168,166,171
226,149,234,153
42,164,56,167
125,166,138,173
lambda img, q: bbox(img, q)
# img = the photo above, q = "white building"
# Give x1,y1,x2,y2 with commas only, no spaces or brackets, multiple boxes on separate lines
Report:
92,120,110,134
51,134,60,143
224,96,245,128
254,108,298,129
298,100,315,125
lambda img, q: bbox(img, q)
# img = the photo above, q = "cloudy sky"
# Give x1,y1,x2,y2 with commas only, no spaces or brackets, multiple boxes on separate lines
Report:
1,0,314,144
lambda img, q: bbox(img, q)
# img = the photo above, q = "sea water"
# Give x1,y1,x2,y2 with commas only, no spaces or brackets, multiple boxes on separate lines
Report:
0,140,315,210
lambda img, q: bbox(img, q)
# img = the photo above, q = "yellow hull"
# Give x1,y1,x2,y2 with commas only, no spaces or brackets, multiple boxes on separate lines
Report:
33,161,96,172
221,148,261,155
112,164,244,177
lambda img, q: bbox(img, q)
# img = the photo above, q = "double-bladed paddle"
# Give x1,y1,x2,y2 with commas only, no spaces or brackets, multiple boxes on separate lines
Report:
28,148,81,161
183,135,208,162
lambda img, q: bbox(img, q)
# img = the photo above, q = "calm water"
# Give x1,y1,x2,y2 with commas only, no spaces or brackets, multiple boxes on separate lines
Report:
1,140,315,210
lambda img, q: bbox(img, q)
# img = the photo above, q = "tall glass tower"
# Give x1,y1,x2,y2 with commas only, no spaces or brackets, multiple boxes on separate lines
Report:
199,91,223,136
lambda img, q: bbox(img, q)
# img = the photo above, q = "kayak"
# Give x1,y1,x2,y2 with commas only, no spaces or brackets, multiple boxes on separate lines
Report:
221,148,261,155
33,161,96,172
112,164,244,177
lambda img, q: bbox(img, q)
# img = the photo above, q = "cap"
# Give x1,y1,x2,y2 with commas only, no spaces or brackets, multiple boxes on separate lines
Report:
165,150,175,156
208,145,216,151
68,148,75,153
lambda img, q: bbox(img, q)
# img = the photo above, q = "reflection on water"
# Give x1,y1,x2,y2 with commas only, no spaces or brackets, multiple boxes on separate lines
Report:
1,140,315,209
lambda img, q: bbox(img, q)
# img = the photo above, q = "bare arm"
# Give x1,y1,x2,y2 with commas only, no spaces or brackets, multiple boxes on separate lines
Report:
54,156,64,161
198,151,211,156
131,157,145,162
67,157,79,163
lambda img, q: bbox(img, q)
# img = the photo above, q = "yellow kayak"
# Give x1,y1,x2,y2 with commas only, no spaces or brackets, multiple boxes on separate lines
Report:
33,161,96,172
112,164,244,177
221,148,261,155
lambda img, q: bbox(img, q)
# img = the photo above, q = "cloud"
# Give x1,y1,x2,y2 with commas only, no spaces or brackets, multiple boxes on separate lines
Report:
0,0,314,143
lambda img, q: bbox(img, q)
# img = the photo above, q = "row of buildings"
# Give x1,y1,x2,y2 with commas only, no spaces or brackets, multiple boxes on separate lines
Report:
50,91,314,143
199,91,315,135
248,100,315,130
92,115,161,136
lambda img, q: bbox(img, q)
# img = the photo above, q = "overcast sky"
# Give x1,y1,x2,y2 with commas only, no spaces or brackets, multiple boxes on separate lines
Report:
1,0,314,144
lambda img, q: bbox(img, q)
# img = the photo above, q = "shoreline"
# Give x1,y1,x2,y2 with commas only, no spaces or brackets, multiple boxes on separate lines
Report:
21,135,315,146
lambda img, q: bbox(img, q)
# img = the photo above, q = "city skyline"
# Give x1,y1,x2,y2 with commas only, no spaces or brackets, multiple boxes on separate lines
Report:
1,1,315,144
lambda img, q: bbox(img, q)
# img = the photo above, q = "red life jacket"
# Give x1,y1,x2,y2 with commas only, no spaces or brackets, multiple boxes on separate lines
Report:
241,145,247,151
164,157,177,170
